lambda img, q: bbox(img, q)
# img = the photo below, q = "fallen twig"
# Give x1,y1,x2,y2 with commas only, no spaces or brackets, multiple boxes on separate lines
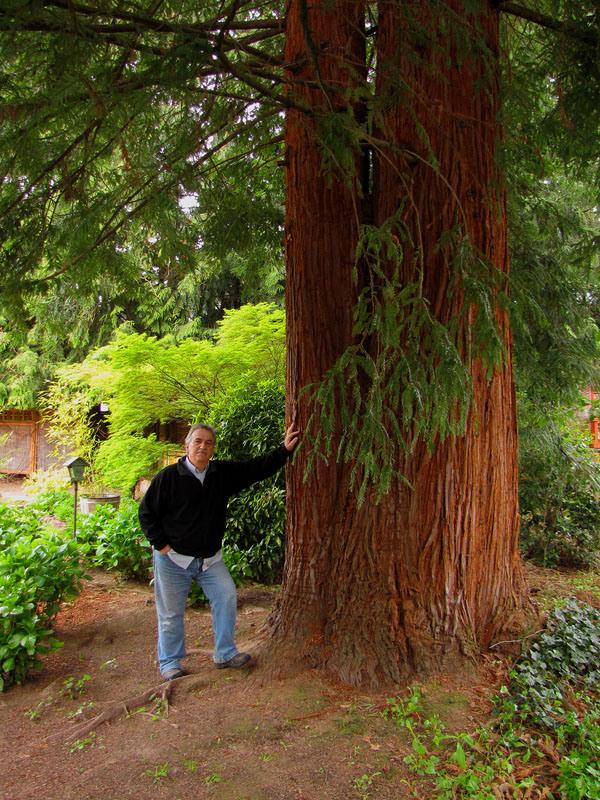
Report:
489,628,545,650
290,707,340,721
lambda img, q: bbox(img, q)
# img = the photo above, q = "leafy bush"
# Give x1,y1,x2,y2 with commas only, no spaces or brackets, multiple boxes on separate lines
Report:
29,487,76,524
94,433,171,493
23,468,71,496
0,502,42,540
76,500,152,581
0,504,87,690
494,599,600,799
497,598,600,731
24,471,81,525
383,599,600,800
558,709,600,800
518,408,600,567
207,377,287,583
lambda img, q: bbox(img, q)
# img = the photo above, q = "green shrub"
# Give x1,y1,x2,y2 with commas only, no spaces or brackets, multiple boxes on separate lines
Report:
492,599,600,799
22,484,152,581
558,710,600,800
518,410,600,568
23,471,80,525
94,433,171,493
225,484,286,584
519,498,600,569
496,598,600,731
207,377,287,583
29,487,75,524
384,598,600,799
76,500,152,581
23,469,71,497
0,507,87,690
0,503,42,541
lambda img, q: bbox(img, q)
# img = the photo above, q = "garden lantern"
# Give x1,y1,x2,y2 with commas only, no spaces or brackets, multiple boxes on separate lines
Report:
64,456,89,538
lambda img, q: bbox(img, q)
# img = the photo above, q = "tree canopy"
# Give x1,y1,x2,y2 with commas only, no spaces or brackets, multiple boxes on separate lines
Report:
1,1,599,421
0,0,288,407
0,0,287,300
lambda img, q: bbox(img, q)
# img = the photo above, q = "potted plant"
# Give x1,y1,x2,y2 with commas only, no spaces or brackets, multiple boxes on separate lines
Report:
76,446,121,514
78,484,121,514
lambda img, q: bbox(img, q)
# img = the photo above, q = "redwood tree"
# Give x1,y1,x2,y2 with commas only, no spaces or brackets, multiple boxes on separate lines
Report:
269,0,533,686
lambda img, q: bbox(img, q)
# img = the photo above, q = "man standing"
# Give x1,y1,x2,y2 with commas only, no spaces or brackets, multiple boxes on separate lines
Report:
139,422,299,681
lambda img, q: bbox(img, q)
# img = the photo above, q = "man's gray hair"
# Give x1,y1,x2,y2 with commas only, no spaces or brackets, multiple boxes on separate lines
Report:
185,423,217,445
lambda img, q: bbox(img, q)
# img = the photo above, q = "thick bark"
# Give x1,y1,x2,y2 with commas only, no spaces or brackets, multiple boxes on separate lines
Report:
267,0,534,687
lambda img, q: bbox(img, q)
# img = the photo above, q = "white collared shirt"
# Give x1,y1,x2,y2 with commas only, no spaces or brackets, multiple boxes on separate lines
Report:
184,455,209,483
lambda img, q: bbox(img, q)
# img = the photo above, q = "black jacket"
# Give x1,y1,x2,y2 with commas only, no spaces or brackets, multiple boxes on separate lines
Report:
138,445,290,557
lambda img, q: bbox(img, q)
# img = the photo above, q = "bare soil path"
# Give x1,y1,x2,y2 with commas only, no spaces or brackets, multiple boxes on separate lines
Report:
0,569,500,800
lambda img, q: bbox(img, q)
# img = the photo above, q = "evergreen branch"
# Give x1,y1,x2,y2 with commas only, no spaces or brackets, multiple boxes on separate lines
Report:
116,64,324,101
0,20,167,54
29,106,285,285
214,46,311,114
216,0,244,54
0,12,285,76
0,17,283,58
0,115,106,218
220,30,284,66
498,1,598,47
34,0,283,34
35,187,157,284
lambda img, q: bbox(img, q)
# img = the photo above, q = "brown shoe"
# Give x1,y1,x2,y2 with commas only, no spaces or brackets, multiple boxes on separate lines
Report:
215,653,251,670
162,667,186,681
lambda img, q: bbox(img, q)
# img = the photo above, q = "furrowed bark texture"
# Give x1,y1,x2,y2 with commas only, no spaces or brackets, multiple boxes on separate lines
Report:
268,0,533,687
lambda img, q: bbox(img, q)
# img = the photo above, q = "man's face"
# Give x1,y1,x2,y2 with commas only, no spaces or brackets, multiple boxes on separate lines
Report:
185,429,215,471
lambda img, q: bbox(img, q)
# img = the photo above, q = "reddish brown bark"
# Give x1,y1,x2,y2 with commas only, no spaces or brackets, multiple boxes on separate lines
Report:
267,0,534,687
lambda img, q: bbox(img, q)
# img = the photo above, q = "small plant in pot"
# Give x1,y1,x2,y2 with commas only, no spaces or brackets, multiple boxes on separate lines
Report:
79,484,121,514
77,458,121,514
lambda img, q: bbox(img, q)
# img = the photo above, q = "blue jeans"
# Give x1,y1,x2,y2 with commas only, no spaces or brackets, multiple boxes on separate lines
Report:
152,551,239,674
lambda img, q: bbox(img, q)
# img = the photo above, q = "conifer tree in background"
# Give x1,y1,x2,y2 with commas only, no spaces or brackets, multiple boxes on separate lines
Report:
1,0,600,685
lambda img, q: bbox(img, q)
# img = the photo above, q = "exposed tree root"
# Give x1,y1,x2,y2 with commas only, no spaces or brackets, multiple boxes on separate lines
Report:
47,675,191,743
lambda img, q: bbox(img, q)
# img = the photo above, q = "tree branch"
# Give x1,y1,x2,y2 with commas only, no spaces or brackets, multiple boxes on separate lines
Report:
0,116,106,218
29,106,285,286
12,0,283,34
498,1,598,47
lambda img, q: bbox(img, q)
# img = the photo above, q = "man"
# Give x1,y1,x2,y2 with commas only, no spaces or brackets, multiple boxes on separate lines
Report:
138,422,299,681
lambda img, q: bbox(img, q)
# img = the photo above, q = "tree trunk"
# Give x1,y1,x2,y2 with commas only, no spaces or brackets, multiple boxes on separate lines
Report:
267,0,534,687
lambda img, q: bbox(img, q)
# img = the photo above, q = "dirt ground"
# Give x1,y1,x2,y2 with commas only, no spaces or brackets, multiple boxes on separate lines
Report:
2,479,590,800
0,475,30,502
0,566,507,800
